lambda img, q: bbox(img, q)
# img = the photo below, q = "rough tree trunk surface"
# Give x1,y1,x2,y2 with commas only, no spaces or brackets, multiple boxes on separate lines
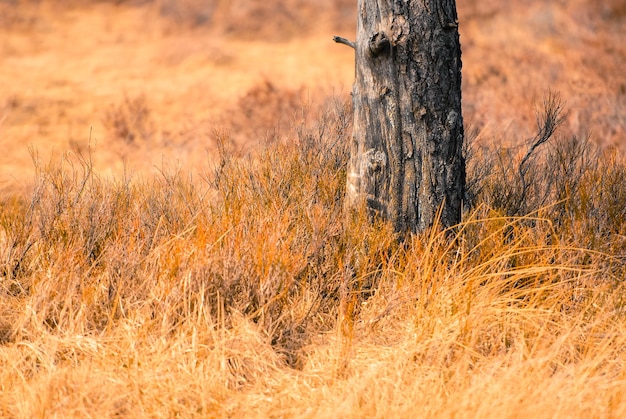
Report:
346,0,465,233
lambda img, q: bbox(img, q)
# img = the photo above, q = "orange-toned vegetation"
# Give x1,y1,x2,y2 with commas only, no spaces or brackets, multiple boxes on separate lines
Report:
0,0,357,191
1,0,624,188
1,0,625,417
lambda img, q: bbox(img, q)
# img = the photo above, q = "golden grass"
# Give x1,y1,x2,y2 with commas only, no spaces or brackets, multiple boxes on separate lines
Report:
1,0,624,190
1,0,625,417
2,98,626,417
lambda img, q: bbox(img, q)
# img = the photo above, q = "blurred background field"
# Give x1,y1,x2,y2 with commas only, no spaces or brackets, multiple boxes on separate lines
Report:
0,0,624,191
1,1,626,417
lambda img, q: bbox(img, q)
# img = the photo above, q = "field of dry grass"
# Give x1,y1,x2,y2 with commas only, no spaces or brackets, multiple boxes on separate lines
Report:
1,0,626,417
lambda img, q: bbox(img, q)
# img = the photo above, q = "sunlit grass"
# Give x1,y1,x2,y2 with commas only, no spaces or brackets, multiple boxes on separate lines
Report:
1,0,624,415
1,95,625,417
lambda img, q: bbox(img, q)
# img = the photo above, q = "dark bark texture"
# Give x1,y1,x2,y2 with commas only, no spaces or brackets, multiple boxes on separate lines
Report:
346,0,465,233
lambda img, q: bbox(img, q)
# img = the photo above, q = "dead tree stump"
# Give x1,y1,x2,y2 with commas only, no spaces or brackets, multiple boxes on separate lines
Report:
338,0,466,233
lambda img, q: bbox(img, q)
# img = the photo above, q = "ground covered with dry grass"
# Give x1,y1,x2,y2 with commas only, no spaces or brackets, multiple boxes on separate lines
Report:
1,0,625,188
1,0,626,417
1,101,626,417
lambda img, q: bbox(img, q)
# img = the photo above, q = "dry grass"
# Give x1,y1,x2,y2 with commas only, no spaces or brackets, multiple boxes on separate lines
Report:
2,97,626,417
1,0,624,189
1,0,626,417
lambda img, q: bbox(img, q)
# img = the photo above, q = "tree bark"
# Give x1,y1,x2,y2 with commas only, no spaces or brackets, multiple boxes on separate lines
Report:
345,0,465,233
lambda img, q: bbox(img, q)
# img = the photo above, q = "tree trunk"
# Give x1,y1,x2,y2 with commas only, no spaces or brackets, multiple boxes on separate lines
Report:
345,0,465,233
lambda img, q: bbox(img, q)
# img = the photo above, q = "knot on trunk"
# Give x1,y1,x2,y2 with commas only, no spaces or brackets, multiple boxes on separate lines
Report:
368,32,390,57
363,149,387,173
